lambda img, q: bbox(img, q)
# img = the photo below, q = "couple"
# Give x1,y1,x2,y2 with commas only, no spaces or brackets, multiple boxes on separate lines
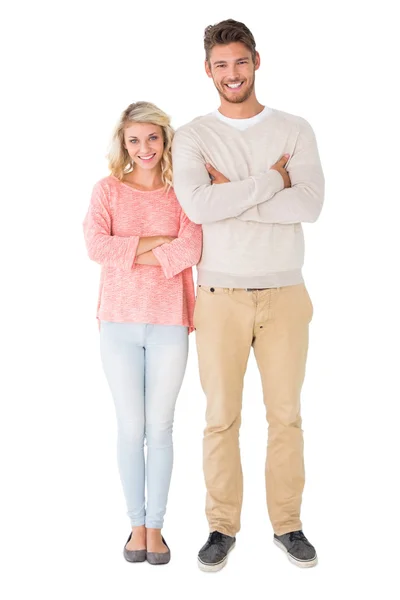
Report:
83,19,325,571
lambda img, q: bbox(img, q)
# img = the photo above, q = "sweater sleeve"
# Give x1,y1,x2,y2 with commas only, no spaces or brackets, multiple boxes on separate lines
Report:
152,209,203,279
237,122,325,224
172,128,284,225
83,182,140,270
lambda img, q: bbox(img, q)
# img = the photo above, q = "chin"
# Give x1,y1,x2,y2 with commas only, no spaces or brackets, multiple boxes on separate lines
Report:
222,93,248,104
229,95,248,104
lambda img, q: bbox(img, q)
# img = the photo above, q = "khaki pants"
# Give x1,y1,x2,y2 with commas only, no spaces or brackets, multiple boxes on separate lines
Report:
193,284,313,537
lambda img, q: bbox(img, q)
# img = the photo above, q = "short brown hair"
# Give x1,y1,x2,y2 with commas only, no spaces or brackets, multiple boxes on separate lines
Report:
204,19,256,63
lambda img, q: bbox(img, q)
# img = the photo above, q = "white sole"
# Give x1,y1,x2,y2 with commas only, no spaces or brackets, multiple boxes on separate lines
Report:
197,542,236,572
273,538,318,568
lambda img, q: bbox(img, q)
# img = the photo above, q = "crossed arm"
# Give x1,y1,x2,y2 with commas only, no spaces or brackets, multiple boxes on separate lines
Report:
83,183,201,275
172,122,324,225
172,129,285,224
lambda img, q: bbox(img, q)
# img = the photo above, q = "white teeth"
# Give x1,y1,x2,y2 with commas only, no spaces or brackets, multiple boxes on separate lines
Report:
227,82,242,88
139,154,155,160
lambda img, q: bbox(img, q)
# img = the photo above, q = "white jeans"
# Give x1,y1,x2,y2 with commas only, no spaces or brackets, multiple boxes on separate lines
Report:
100,322,188,528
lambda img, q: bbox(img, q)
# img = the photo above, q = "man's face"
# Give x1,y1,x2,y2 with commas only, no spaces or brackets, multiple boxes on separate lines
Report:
205,42,260,104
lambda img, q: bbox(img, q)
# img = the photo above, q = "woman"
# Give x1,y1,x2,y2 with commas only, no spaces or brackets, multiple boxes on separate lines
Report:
83,101,202,565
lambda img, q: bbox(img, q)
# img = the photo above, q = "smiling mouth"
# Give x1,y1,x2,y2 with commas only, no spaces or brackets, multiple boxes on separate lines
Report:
138,153,156,161
225,81,244,90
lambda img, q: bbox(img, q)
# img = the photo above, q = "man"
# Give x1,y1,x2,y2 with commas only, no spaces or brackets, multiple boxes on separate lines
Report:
172,19,324,571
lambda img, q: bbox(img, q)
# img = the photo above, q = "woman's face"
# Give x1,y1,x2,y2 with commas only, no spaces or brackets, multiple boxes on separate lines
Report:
124,122,164,170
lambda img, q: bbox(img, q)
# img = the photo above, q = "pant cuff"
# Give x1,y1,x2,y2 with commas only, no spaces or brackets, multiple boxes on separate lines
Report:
145,520,164,529
209,524,237,537
129,517,145,527
274,521,302,536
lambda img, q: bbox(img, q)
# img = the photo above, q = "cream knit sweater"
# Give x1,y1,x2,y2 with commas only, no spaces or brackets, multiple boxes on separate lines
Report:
172,109,324,288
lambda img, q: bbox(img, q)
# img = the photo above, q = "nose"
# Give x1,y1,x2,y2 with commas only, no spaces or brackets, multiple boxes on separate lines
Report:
226,63,240,80
139,141,151,154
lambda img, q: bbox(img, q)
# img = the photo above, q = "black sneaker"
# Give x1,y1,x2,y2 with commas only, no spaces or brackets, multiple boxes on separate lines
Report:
274,530,318,568
198,531,236,572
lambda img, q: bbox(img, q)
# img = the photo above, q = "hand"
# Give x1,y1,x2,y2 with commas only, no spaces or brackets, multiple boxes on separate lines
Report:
136,235,176,257
135,250,161,266
271,154,291,188
205,163,230,184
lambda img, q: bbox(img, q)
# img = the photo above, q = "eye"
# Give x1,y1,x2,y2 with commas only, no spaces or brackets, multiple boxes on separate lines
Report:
130,139,138,144
149,135,158,141
238,61,248,65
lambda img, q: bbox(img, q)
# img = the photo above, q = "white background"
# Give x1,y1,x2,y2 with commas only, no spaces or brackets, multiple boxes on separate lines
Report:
1,0,399,598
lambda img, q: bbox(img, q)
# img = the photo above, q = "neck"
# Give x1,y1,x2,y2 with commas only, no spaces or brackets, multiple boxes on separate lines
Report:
218,92,264,119
124,166,163,190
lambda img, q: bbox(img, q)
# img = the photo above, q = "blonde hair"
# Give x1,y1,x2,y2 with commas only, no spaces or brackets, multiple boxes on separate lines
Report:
108,101,174,188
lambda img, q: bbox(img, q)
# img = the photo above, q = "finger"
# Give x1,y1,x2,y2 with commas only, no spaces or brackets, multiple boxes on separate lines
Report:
206,163,218,175
279,154,290,165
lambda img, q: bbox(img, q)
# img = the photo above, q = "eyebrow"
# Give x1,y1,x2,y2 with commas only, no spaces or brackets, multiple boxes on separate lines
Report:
213,57,250,66
128,132,158,139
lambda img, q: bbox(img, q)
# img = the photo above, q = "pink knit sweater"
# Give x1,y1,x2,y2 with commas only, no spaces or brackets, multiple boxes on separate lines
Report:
83,175,202,332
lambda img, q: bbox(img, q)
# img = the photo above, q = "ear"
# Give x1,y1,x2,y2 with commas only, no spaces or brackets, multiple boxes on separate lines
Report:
254,51,261,71
205,59,212,78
